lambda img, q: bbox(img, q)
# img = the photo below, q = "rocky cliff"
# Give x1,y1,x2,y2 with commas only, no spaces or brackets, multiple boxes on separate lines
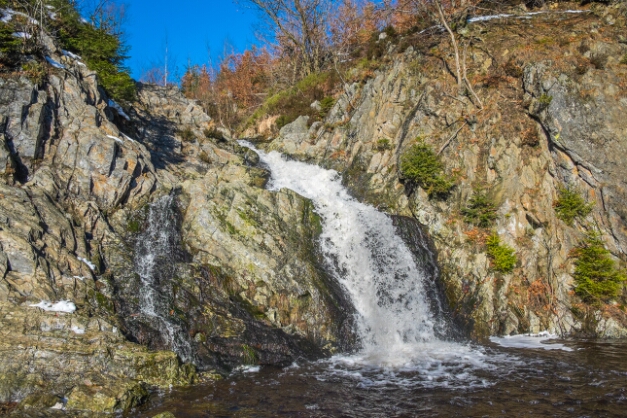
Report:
2,1,627,415
0,24,353,415
258,3,627,340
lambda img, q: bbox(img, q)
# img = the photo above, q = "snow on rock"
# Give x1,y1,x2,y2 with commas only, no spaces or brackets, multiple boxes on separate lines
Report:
12,32,31,39
490,331,573,351
29,301,77,313
106,135,124,144
45,56,67,69
78,257,96,271
71,325,85,334
62,49,82,60
0,8,39,24
121,133,136,143
108,99,131,121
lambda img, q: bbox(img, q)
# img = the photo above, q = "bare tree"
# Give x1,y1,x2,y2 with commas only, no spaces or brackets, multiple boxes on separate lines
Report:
82,0,129,36
239,0,336,77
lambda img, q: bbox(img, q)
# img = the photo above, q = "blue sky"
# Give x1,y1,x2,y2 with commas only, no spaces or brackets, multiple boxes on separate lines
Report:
119,0,259,82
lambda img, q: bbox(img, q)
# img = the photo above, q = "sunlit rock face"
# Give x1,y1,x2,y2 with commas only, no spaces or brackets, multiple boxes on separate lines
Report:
262,9,627,340
0,57,352,413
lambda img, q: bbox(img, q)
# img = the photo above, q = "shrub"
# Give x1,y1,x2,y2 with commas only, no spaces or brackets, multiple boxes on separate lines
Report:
620,54,627,65
486,234,517,273
537,94,553,109
462,191,498,228
399,141,454,198
573,233,626,302
0,22,22,66
319,96,335,116
203,127,226,142
554,187,594,226
199,151,211,164
375,138,392,151
22,61,47,85
177,127,196,142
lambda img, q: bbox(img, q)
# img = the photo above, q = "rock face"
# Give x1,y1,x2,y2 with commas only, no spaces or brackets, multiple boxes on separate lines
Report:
0,36,352,415
261,7,627,339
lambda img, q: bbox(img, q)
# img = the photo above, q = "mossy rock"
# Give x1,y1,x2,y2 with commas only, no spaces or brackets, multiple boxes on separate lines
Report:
153,413,177,418
66,380,148,413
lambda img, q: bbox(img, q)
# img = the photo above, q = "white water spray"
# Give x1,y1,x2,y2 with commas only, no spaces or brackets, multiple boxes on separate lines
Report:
135,195,192,362
240,142,495,378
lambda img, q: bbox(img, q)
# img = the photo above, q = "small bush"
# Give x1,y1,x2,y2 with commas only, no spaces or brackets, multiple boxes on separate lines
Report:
589,52,608,70
22,61,47,86
177,127,196,142
275,114,294,130
375,138,392,151
203,127,226,142
199,151,211,164
620,54,627,65
486,234,517,273
462,191,498,228
400,141,454,198
554,187,594,226
0,22,22,66
319,96,335,116
573,233,626,302
537,94,553,109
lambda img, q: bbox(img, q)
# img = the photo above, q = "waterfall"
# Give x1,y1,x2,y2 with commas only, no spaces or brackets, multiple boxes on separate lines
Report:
135,194,192,362
239,142,485,373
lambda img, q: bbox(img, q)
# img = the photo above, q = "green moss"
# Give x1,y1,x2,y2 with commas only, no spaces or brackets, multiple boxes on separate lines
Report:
486,234,517,273
573,232,626,303
241,344,258,365
554,187,594,226
236,208,259,227
399,140,454,198
462,191,498,228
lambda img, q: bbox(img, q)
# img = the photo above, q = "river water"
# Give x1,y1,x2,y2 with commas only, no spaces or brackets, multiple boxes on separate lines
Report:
137,145,626,417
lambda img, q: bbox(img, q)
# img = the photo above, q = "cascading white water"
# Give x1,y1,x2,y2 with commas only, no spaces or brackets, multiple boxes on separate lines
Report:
241,142,501,383
135,195,192,362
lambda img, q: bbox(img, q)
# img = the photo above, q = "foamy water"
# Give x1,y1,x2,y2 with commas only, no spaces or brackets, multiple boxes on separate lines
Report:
240,142,511,386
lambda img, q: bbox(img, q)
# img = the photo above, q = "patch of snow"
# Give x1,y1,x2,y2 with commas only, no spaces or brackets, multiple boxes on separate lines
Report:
45,56,66,69
47,11,57,19
76,61,86,67
1,8,15,23
236,365,261,373
12,32,31,39
121,133,136,143
468,10,586,24
108,99,130,121
73,276,86,281
0,8,38,24
80,17,89,24
106,135,124,144
29,300,77,313
78,257,96,271
490,331,573,351
51,402,64,410
62,49,81,60
70,325,85,334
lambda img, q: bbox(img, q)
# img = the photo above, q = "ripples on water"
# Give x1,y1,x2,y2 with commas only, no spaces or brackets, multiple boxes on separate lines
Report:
137,340,627,417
